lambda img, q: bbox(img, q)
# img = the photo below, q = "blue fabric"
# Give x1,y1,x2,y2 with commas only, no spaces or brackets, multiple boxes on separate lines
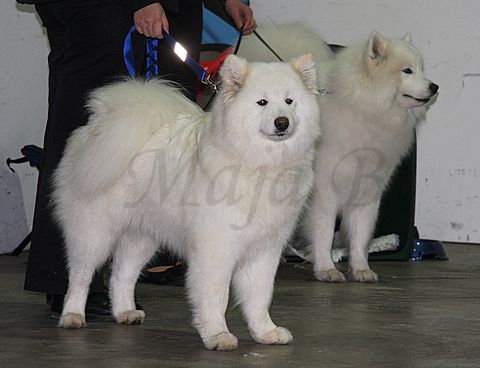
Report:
124,26,207,82
124,25,159,80
145,36,159,80
123,26,137,78
202,6,239,46
163,32,207,82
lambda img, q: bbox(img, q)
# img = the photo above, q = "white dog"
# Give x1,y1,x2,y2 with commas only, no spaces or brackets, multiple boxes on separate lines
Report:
52,54,321,350
240,24,438,282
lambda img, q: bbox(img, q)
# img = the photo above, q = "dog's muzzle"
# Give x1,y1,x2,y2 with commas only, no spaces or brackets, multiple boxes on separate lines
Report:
403,82,439,104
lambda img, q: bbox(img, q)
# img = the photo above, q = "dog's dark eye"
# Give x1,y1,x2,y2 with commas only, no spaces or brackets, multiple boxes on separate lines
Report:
402,68,413,74
257,99,268,106
285,98,293,105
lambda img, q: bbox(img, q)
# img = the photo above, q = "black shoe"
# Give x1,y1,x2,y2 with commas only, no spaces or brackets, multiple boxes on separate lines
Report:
47,292,143,317
138,263,186,286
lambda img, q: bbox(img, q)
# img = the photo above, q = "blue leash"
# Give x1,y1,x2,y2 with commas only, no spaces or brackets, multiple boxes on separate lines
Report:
123,26,217,90
163,31,209,84
123,25,160,81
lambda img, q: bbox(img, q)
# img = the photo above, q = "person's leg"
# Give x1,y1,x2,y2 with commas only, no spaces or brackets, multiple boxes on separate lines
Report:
25,1,136,297
25,3,71,296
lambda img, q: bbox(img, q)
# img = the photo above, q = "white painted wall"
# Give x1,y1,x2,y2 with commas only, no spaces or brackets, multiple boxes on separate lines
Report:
251,0,480,243
1,1,479,245
0,2,48,251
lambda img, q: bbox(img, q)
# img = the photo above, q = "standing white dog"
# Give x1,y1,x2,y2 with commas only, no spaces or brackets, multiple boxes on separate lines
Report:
52,54,321,350
240,24,438,282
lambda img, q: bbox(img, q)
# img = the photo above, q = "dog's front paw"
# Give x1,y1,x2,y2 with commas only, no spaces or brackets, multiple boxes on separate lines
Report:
350,269,378,283
315,268,346,282
254,327,293,345
203,332,238,351
115,310,145,325
59,313,87,329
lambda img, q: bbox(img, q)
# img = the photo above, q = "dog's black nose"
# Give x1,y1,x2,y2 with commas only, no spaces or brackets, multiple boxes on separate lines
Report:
274,117,289,132
429,83,439,95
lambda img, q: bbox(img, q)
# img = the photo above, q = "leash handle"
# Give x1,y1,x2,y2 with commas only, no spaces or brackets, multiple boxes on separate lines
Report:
124,26,160,80
123,26,138,78
145,37,159,80
123,25,217,90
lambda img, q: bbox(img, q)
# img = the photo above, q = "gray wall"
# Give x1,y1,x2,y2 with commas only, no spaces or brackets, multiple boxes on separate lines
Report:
251,0,480,243
1,1,479,249
0,3,47,252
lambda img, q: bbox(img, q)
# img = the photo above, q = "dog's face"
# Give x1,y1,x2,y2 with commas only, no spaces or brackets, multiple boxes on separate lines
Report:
366,32,439,108
216,54,321,165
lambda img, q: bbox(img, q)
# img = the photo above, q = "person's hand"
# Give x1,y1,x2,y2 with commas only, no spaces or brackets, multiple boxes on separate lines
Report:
134,3,169,39
224,0,256,35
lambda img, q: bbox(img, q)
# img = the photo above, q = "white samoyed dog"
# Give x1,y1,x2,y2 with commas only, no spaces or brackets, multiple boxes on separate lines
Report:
240,24,438,282
52,54,321,350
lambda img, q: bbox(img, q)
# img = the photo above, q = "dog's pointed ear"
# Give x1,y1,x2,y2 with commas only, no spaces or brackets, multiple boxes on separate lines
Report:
402,32,412,43
290,53,317,93
219,55,250,100
367,31,388,62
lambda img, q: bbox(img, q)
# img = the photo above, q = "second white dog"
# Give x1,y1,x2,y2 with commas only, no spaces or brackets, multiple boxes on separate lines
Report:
240,24,439,282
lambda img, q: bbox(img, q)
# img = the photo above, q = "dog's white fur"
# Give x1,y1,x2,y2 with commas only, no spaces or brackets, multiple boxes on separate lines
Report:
53,54,321,350
240,24,438,282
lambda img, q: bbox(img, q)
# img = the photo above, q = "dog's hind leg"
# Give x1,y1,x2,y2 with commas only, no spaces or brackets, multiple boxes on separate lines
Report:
343,202,380,283
109,232,157,325
307,190,345,282
232,244,292,345
59,219,116,328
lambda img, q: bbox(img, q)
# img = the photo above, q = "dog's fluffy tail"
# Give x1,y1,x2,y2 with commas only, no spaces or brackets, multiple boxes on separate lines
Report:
57,78,202,198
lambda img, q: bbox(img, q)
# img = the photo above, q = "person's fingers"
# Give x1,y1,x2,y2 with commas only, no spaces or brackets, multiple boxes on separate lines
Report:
135,18,151,37
244,7,254,21
145,20,155,38
245,18,257,34
134,12,145,36
135,24,144,35
243,23,256,35
151,9,168,38
241,9,256,34
144,23,153,38
134,14,145,35
228,3,256,33
231,12,244,30
134,3,167,39
152,22,163,39
161,14,170,34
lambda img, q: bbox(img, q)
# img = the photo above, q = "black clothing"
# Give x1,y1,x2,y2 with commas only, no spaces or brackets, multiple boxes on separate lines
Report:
16,0,174,13
23,0,202,295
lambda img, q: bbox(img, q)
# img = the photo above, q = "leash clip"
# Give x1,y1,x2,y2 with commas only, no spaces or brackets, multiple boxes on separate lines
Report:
318,88,332,96
202,73,218,93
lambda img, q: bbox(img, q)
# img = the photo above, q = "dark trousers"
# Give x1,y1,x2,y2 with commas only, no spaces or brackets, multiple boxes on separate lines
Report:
24,0,202,295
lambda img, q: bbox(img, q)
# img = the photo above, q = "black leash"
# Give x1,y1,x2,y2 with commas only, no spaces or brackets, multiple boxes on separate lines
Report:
204,27,287,110
253,30,284,62
233,25,244,55
253,30,331,96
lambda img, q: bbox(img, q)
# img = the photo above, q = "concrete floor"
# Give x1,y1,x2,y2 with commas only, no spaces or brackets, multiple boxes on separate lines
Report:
1,243,479,368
